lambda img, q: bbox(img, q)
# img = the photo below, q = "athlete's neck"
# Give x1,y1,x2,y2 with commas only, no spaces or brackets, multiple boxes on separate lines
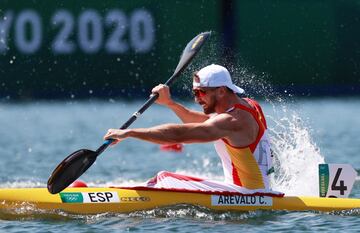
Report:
215,93,243,113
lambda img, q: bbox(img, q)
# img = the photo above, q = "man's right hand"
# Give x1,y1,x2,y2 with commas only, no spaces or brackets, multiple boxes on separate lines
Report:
151,84,174,106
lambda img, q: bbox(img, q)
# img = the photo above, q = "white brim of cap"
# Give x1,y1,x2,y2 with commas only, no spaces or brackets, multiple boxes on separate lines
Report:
229,84,245,94
193,82,245,94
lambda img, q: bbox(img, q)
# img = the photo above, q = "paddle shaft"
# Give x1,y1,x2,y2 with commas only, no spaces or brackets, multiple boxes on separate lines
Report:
96,71,180,155
47,32,210,194
95,30,206,156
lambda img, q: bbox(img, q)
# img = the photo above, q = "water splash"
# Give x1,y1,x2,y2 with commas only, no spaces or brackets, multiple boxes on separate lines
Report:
228,63,325,196
169,47,327,197
268,113,325,196
0,180,44,188
166,35,327,196
0,202,74,221
129,204,262,221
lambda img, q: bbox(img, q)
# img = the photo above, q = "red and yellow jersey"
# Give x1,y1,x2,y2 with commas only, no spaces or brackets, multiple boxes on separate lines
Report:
214,98,272,189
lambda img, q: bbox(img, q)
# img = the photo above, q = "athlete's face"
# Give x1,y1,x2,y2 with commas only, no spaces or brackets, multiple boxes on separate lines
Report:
192,87,219,114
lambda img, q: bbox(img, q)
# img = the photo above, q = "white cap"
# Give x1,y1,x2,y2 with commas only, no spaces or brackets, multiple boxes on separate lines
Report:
193,64,245,94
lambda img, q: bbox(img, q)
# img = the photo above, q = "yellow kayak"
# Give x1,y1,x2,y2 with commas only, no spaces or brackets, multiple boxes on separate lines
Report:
1,187,360,214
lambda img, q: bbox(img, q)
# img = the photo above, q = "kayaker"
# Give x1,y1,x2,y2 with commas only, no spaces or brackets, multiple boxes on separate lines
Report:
104,64,273,191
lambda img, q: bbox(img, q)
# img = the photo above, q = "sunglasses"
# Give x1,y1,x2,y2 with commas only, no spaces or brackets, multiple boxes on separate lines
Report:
192,88,219,98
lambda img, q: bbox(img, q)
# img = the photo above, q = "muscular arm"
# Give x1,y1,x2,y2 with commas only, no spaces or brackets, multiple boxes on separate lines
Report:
104,113,238,145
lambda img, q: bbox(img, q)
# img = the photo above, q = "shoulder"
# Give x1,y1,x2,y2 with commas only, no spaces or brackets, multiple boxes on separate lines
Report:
203,112,242,131
213,108,260,131
206,112,234,122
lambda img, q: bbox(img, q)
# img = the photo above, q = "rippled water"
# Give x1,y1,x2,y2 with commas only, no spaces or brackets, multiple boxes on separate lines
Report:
0,97,359,232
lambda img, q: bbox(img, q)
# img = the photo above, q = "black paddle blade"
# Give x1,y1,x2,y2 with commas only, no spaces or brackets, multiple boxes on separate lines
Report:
171,31,211,81
47,149,98,194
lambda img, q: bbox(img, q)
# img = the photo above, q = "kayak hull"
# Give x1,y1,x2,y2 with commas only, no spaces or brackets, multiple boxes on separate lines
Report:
1,187,359,214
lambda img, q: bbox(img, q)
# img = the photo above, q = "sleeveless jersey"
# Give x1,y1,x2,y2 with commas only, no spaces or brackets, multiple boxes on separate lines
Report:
214,98,273,189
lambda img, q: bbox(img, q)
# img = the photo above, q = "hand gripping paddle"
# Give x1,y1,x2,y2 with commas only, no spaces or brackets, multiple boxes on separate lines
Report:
47,31,211,194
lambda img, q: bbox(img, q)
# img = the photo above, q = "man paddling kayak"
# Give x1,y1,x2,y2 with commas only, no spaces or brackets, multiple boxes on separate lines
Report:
104,64,273,191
